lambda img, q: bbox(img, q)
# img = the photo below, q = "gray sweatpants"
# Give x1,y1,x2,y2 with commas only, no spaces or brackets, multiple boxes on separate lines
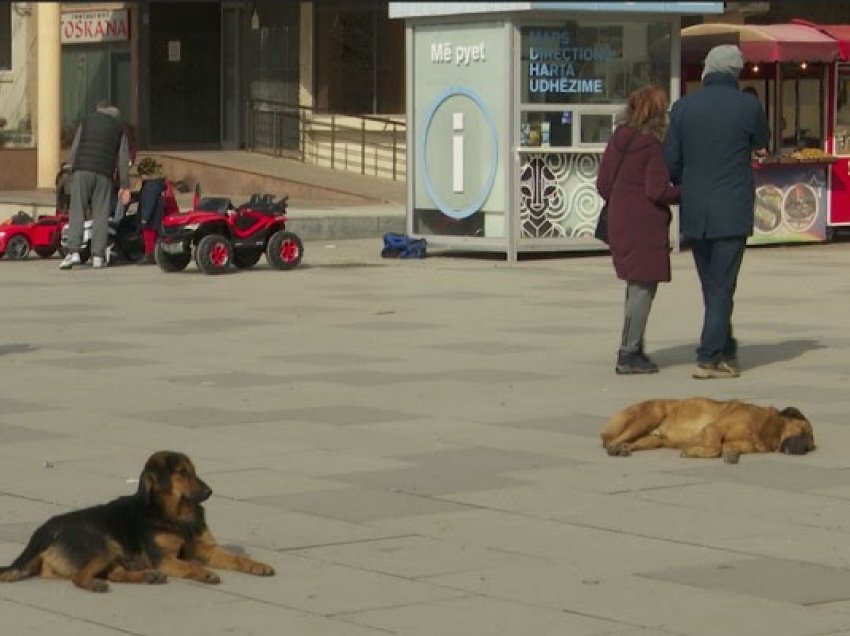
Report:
620,281,658,355
68,170,113,258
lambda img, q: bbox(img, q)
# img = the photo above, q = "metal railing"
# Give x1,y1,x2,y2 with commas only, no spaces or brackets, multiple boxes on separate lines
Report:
244,100,407,181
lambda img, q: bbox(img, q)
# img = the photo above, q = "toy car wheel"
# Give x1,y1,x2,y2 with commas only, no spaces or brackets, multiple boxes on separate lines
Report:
266,230,303,270
154,241,191,272
6,235,31,260
233,248,263,269
195,234,233,274
34,246,57,258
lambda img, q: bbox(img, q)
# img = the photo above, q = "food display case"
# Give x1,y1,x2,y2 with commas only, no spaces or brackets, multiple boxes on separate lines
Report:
681,22,841,244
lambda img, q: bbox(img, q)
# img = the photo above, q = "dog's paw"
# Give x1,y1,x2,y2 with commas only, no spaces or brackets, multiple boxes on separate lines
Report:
723,451,741,465
607,444,631,457
249,562,275,576
90,579,110,593
146,570,168,584
201,571,221,584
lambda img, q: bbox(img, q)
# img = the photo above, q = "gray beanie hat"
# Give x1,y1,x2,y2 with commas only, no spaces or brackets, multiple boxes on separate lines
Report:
702,45,745,80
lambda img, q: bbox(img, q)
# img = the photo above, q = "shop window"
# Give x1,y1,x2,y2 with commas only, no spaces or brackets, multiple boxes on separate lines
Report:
241,2,300,151
0,2,11,71
519,20,671,149
61,48,109,140
314,2,404,114
243,3,299,104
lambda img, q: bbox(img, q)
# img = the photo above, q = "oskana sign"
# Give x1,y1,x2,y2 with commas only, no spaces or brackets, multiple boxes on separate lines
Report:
61,10,130,44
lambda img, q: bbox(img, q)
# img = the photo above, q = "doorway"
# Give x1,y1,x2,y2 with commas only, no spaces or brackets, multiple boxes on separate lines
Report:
148,2,221,145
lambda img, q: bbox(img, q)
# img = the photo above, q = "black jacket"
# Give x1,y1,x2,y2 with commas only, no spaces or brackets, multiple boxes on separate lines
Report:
70,109,130,187
664,72,770,239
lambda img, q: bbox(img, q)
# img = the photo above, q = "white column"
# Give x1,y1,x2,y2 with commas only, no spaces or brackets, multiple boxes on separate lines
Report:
36,2,61,189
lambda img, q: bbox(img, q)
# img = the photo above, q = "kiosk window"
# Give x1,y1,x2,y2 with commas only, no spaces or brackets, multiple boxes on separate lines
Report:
779,63,825,150
580,113,613,144
520,21,672,105
740,81,766,108
835,67,850,155
520,111,572,147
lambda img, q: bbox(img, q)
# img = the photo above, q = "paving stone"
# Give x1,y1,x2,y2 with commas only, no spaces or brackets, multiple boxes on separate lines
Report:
1,239,850,635
639,557,850,605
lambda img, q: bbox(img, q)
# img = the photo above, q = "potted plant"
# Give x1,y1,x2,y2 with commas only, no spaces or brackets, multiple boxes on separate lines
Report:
136,157,163,179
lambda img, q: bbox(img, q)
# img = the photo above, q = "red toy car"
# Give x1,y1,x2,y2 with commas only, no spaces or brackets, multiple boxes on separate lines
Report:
0,213,69,260
155,193,303,274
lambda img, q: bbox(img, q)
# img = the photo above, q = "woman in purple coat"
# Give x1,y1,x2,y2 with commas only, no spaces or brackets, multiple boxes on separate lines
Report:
596,86,680,374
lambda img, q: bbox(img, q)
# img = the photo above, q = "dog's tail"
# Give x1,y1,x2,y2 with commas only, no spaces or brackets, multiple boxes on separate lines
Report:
0,531,47,582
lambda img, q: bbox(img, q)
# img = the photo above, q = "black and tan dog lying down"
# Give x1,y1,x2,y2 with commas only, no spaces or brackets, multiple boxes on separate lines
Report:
601,398,815,464
0,451,274,592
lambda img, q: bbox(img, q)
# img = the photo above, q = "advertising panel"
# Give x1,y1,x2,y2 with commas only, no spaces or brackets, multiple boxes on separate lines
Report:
61,10,130,45
750,164,828,244
412,22,508,238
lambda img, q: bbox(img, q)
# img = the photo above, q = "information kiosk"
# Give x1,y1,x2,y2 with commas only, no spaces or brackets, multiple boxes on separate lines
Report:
389,2,723,260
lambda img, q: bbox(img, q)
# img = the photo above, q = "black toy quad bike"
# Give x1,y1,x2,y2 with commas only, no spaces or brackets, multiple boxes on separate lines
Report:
155,194,303,274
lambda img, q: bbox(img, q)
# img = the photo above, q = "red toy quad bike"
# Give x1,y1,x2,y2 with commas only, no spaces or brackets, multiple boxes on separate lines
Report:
155,193,303,274
0,212,69,260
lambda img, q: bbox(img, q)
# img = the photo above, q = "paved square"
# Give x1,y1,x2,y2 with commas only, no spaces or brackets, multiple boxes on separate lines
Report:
2,238,850,635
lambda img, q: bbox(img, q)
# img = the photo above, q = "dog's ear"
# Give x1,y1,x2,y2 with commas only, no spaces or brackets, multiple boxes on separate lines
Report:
777,409,815,455
780,407,807,421
137,469,157,505
137,458,172,505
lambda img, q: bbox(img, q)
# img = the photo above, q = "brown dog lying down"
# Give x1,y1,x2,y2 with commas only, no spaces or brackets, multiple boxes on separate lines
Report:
0,451,275,592
601,398,815,464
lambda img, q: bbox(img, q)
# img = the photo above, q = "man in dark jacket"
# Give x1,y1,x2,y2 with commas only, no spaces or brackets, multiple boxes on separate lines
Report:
664,45,769,379
60,103,131,270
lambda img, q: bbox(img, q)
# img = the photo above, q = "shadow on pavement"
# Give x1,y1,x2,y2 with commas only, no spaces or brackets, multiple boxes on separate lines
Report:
651,338,825,371
0,343,37,356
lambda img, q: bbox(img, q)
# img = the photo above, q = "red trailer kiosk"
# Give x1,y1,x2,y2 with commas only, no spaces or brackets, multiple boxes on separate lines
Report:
795,21,850,237
680,23,841,244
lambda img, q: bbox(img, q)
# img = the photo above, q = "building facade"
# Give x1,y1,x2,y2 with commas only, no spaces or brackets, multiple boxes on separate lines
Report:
0,0,407,188
0,1,34,147
2,1,849,189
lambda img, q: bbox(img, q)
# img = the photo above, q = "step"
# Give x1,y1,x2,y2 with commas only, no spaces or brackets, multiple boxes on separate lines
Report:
0,191,405,241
